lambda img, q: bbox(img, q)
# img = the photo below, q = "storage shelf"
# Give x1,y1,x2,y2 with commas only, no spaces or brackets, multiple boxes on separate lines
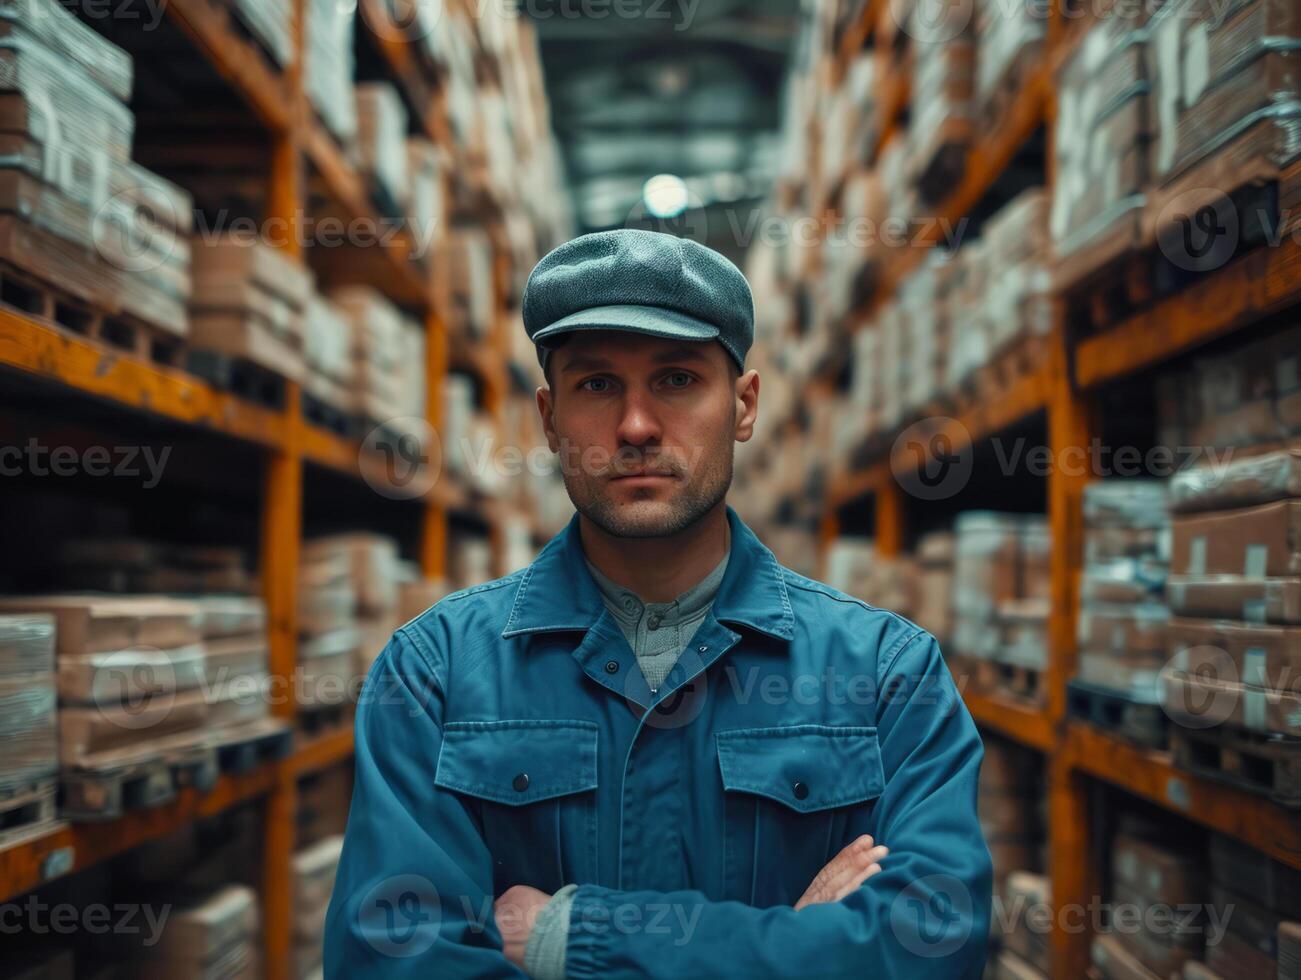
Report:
303,120,431,309
0,309,287,449
964,691,1054,753
163,0,292,132
826,359,1051,509
0,763,280,905
862,62,1048,319
1075,231,1301,389
1066,723,1301,871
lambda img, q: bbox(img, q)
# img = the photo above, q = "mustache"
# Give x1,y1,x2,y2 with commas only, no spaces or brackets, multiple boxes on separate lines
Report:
604,452,684,479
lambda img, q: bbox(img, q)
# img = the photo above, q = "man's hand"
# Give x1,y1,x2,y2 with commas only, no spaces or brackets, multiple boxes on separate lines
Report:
495,884,552,967
795,835,889,911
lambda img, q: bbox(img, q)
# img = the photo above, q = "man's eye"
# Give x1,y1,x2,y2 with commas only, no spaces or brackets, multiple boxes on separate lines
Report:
581,378,611,393
664,372,693,388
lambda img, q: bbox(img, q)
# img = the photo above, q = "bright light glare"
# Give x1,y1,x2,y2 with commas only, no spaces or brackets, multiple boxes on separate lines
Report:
642,174,690,218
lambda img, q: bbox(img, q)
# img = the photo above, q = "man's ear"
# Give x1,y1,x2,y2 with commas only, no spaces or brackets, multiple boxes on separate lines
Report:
734,369,760,443
536,386,560,452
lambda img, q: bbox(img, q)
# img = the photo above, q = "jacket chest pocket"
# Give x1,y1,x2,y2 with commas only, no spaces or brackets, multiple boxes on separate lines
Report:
715,724,885,908
434,719,600,896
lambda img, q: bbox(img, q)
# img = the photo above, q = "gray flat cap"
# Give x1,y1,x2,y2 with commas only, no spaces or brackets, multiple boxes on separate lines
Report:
522,229,753,374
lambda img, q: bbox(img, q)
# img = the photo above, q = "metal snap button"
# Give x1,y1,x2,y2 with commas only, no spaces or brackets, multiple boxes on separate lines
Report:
648,614,661,629
512,773,530,792
792,780,809,800
698,645,708,652
604,660,619,674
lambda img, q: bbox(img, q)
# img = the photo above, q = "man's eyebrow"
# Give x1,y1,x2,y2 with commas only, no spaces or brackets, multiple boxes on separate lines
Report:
557,345,712,374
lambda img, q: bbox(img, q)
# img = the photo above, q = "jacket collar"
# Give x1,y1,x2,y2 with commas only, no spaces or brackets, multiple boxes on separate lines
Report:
500,504,795,642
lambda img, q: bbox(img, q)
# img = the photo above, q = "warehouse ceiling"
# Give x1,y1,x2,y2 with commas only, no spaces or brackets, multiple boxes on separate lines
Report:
527,0,803,250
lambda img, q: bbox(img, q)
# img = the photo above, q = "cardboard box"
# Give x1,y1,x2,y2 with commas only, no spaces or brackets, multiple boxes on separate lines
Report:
1166,575,1301,623
1112,833,1206,906
1210,834,1301,917
1171,501,1301,578
1169,448,1301,514
1162,670,1301,736
59,689,209,767
1092,932,1164,980
0,596,201,657
58,644,207,704
0,614,55,676
1168,619,1301,695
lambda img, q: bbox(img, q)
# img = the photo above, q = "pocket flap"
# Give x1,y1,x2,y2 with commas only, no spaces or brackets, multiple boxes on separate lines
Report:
715,724,884,813
435,719,599,806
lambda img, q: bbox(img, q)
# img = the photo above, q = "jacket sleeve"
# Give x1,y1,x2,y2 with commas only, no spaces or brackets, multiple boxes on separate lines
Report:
323,625,528,979
562,630,992,980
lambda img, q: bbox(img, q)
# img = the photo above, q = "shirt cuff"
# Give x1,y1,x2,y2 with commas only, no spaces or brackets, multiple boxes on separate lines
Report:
523,883,578,979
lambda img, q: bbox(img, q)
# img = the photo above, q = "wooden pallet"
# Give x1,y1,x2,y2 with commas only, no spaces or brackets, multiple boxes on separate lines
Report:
61,743,219,821
0,779,59,848
1170,725,1301,808
0,260,186,369
210,719,294,776
187,349,288,411
1066,680,1167,750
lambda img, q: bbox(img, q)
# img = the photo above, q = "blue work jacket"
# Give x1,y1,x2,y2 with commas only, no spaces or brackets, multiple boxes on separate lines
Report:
324,505,992,978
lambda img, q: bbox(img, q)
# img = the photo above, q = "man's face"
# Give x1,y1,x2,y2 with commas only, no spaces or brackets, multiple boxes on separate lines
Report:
537,331,758,539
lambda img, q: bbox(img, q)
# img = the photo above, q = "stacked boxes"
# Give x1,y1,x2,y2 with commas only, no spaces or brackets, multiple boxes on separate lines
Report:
300,533,405,703
975,0,1046,123
406,137,446,265
0,595,209,817
194,595,274,741
825,537,919,621
1144,0,1301,246
1050,7,1153,289
50,539,254,595
1204,834,1301,978
355,82,410,217
916,531,955,645
303,291,356,417
298,539,360,717
0,0,192,340
189,235,312,383
0,614,57,837
1158,325,1301,451
1074,480,1171,742
952,513,1051,702
1094,832,1207,979
306,0,357,145
978,188,1052,374
140,884,261,980
997,872,1052,979
906,5,975,201
1161,449,1301,799
294,836,344,979
330,286,426,428
438,227,497,340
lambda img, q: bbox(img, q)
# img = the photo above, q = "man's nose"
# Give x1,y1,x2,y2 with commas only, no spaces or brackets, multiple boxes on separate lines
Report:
614,389,663,445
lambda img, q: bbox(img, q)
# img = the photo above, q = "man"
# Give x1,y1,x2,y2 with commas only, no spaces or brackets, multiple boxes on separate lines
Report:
325,229,992,978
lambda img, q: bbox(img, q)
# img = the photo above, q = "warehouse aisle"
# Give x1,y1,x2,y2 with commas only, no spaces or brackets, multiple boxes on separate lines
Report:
0,0,1299,977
